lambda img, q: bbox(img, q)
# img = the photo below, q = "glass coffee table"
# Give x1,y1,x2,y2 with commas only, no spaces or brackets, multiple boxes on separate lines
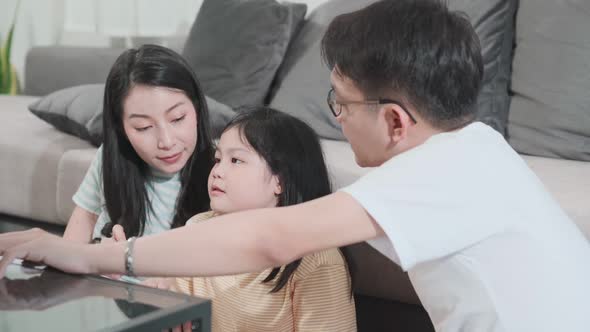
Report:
0,260,211,331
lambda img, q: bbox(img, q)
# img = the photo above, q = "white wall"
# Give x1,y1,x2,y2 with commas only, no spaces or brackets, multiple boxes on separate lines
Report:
0,0,330,90
1,0,66,90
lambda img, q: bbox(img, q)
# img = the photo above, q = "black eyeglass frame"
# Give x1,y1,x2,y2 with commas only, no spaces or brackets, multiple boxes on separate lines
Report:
327,88,418,124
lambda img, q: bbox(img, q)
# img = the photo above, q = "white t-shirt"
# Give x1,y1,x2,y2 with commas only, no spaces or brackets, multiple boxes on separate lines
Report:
73,146,182,239
342,122,590,332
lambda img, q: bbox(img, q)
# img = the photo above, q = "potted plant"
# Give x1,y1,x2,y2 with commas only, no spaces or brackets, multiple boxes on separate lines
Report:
1,1,20,95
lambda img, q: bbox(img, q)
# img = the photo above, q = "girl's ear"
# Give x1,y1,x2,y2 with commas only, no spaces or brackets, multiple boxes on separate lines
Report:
273,175,282,196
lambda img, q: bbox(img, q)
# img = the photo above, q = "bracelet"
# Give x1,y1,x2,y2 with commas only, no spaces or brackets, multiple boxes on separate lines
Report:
125,236,137,277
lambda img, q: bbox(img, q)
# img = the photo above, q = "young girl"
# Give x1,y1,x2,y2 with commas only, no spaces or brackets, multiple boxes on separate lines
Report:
148,107,357,332
63,44,215,243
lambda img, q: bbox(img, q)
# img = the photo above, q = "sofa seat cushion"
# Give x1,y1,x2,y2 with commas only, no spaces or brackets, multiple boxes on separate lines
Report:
522,155,590,239
0,96,94,225
56,148,97,223
321,139,371,188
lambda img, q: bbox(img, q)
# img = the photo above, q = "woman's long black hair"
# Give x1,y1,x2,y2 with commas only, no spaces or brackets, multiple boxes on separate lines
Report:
101,44,215,238
220,107,354,294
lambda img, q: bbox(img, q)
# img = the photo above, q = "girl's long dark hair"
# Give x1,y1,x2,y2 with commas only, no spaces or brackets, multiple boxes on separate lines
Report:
220,107,355,294
101,44,214,238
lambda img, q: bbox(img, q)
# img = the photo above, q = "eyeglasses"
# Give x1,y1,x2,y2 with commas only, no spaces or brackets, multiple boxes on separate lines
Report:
326,88,417,124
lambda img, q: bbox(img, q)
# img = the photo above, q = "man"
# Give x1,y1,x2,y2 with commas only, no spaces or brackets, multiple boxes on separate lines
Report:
2,1,589,331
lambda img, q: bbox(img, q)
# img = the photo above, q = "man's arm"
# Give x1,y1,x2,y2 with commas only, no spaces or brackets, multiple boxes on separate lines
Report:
110,191,383,277
0,192,382,278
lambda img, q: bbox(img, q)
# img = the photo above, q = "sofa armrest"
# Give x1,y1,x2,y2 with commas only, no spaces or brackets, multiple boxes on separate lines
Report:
24,46,126,96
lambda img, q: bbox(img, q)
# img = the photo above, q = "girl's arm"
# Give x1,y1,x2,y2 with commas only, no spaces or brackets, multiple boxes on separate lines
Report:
0,192,383,278
62,206,99,243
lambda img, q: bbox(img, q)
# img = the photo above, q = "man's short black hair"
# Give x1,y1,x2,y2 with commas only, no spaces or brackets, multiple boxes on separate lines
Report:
321,0,483,130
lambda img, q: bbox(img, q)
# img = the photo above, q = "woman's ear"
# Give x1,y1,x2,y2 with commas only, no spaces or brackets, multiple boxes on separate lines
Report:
273,176,282,196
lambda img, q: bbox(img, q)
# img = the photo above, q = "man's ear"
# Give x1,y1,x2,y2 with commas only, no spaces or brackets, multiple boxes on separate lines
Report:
382,105,411,144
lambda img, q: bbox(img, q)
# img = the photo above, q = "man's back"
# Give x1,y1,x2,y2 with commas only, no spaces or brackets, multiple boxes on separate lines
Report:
344,122,590,331
410,216,590,331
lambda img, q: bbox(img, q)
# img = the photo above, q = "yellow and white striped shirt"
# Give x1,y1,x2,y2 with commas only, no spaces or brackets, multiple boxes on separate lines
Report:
176,211,357,332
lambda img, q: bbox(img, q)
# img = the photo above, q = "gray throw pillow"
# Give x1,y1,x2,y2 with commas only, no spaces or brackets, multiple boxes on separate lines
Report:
182,0,307,109
29,84,236,146
508,0,590,161
448,0,517,137
269,0,374,141
29,84,104,146
270,0,517,140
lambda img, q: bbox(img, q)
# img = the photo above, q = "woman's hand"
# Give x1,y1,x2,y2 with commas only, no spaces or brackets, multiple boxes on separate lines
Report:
101,225,127,280
0,228,91,278
101,224,128,245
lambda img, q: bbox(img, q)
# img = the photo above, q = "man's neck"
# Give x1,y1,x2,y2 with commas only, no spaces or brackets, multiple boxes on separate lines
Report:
396,121,447,155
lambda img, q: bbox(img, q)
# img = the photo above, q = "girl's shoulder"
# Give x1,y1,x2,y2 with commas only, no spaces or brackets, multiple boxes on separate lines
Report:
186,211,216,225
306,248,346,266
293,248,347,281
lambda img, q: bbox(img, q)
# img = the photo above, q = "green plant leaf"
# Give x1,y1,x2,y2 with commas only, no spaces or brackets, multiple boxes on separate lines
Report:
1,0,20,95
10,64,18,94
0,34,6,93
0,45,7,94
1,31,14,93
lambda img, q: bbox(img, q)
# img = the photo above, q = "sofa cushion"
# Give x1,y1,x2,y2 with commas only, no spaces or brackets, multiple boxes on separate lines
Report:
28,84,236,145
182,0,307,109
56,148,97,223
0,96,94,225
508,0,590,161
448,0,517,136
269,0,375,140
29,84,104,146
321,139,371,189
24,46,125,96
270,0,517,140
523,155,590,240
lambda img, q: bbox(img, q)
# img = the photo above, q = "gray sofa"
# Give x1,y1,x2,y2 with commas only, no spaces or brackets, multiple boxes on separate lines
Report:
0,0,588,329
